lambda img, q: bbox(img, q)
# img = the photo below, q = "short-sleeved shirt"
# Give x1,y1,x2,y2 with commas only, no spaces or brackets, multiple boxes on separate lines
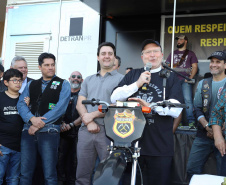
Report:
0,92,24,152
166,50,198,80
79,70,124,126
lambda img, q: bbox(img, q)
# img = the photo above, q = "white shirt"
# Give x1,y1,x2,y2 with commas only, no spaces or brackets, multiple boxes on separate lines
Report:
110,66,182,118
19,78,27,94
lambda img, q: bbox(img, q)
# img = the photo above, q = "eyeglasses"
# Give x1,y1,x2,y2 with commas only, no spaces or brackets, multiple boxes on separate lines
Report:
71,75,82,79
8,79,23,84
142,49,161,55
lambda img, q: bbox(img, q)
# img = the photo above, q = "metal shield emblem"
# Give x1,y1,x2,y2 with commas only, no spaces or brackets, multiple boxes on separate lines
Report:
113,109,135,138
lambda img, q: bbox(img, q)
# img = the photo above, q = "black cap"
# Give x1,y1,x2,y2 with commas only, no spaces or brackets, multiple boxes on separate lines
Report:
175,35,188,41
0,64,4,73
141,39,162,51
207,51,226,60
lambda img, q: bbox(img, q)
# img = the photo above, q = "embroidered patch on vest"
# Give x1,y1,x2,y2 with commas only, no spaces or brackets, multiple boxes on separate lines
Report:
49,103,56,109
50,81,61,90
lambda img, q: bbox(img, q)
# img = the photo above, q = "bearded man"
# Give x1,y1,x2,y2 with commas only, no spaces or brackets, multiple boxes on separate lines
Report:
165,35,198,126
57,71,83,185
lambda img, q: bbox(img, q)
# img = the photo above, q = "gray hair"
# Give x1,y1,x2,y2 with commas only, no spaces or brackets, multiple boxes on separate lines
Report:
11,56,27,67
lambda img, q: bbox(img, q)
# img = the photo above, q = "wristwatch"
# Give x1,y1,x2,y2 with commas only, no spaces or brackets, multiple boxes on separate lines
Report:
69,122,74,128
204,123,208,128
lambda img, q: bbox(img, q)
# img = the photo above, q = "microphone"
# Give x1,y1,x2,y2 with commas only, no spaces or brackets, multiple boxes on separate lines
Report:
142,62,152,90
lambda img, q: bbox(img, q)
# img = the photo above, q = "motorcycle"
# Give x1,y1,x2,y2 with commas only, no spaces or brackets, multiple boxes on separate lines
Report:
82,98,186,185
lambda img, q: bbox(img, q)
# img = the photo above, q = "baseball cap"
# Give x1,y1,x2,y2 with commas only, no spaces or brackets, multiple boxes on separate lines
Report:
0,64,4,73
141,39,162,51
207,51,226,60
175,35,188,41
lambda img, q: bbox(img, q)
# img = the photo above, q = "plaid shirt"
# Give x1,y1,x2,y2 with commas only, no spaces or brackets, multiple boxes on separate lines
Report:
209,88,226,136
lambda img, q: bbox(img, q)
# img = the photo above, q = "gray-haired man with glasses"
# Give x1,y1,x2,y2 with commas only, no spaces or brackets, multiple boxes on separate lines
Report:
111,39,183,185
0,56,33,93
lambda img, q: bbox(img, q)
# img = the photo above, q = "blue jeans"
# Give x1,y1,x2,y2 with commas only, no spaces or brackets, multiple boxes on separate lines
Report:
20,125,60,185
187,136,222,178
181,80,195,123
0,145,20,185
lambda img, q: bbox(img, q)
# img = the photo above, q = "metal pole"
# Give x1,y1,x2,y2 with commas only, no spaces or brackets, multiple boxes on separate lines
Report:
170,0,177,68
56,0,63,74
131,141,139,185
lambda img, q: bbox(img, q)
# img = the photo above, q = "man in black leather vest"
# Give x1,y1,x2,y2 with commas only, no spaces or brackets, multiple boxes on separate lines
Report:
187,51,226,179
58,71,83,185
17,52,71,185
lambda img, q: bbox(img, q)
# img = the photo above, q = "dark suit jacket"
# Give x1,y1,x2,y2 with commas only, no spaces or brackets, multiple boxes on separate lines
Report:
27,77,33,82
0,80,7,92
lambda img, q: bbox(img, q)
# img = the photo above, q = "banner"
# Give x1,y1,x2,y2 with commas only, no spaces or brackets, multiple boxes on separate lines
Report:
163,13,226,60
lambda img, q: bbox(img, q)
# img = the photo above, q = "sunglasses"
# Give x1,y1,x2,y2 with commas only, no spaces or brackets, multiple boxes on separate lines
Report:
71,75,82,79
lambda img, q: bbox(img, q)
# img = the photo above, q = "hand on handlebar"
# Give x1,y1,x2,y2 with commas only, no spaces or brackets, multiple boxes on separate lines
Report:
128,97,150,107
87,121,100,134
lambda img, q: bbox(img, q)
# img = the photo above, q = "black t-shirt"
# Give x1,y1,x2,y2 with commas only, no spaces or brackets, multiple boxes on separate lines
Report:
0,92,24,151
117,68,184,156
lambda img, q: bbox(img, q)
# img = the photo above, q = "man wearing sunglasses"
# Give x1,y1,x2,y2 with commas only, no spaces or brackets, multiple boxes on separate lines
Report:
58,71,83,185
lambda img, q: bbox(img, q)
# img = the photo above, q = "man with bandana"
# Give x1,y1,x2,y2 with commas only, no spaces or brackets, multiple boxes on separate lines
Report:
58,71,83,185
166,35,198,126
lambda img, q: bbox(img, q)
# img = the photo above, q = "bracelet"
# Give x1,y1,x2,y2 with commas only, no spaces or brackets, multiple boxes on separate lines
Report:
69,122,74,128
204,123,208,128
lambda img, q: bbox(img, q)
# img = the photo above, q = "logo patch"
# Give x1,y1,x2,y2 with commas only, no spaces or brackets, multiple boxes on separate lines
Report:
113,110,135,138
52,81,60,85
50,81,60,89
49,103,56,110
204,94,209,98
204,83,209,89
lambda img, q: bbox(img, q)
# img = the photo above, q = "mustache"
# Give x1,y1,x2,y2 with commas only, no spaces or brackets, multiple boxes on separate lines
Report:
70,79,80,83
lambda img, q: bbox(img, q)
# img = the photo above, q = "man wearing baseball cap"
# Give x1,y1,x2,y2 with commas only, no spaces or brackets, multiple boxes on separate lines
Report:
187,50,226,179
165,35,198,127
111,39,183,185
208,50,226,176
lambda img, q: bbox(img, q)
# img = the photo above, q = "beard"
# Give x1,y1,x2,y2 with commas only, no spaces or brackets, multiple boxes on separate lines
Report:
70,80,81,89
177,43,185,48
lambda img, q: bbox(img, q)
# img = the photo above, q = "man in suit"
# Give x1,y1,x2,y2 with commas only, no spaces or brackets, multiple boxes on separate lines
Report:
10,56,33,93
0,56,33,93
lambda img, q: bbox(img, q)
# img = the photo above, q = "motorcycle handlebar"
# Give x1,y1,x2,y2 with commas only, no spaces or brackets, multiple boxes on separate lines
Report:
82,99,110,107
82,100,94,105
156,102,187,109
82,99,187,109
